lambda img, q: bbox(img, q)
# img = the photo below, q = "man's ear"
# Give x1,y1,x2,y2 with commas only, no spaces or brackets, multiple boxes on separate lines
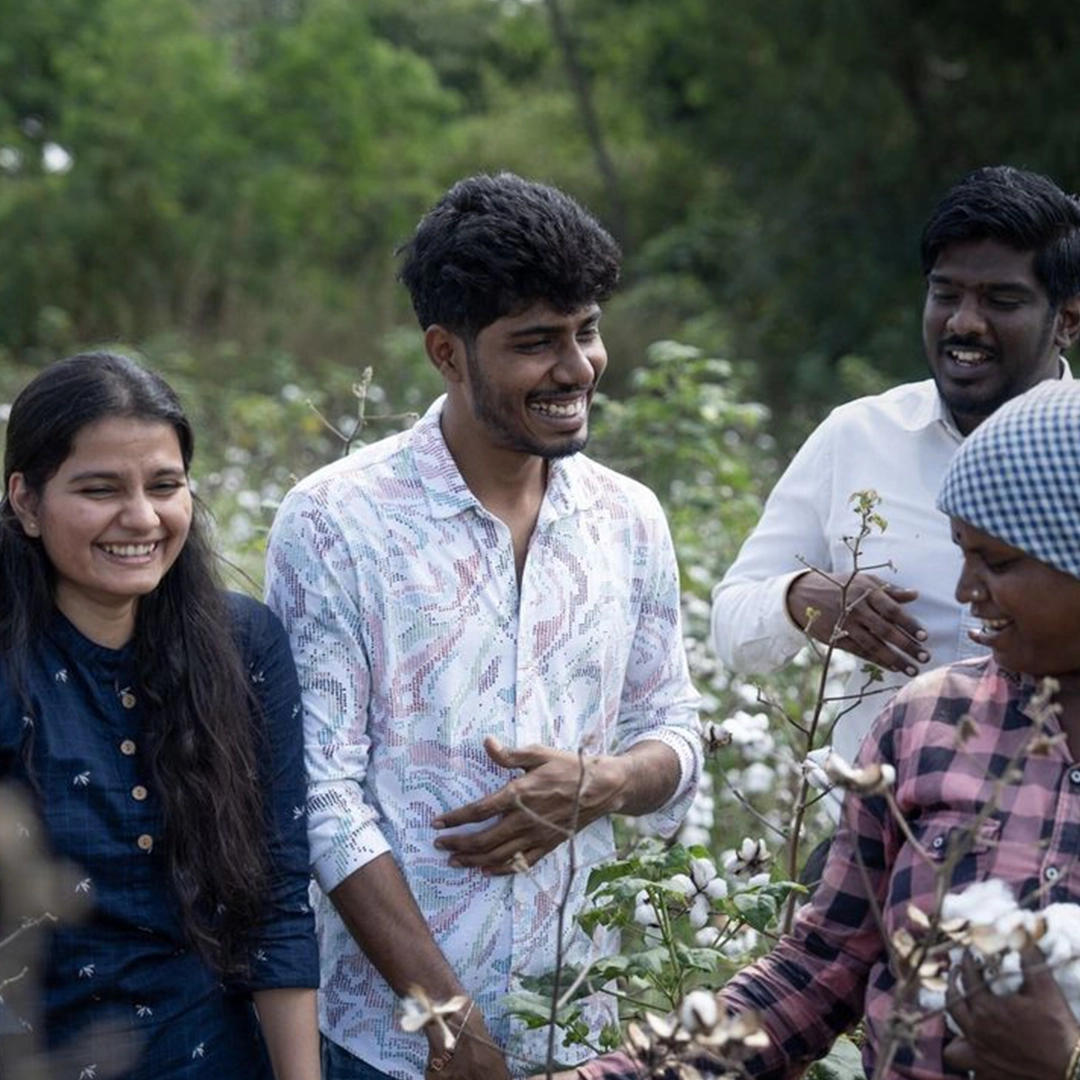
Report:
424,325,466,383
1054,295,1080,350
7,474,40,536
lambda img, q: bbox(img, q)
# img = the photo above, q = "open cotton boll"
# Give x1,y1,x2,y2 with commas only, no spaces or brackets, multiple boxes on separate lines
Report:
1038,904,1080,1019
925,882,1080,1030
940,878,1017,927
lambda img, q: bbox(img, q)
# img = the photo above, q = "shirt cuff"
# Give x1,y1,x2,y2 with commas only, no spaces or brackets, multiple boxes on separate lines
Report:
778,568,813,633
307,781,391,892
621,726,702,837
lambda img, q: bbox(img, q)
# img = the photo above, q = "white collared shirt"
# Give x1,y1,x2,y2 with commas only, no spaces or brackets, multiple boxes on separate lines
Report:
710,367,1072,763
266,397,701,1078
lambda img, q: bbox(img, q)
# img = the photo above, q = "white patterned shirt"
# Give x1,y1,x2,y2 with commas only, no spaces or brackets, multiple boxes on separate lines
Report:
711,363,1072,763
265,397,702,1078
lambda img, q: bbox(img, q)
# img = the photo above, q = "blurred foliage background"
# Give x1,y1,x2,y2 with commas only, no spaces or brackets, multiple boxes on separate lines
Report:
4,0,1080,428
3,0,1080,826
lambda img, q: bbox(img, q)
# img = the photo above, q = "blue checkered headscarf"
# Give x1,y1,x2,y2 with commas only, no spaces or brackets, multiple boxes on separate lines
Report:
937,381,1080,580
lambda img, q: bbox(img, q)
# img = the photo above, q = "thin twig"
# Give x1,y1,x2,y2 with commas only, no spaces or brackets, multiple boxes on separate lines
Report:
545,750,589,1079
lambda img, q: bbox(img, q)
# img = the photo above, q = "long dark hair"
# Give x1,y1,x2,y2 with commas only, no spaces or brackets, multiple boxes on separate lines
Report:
0,351,267,976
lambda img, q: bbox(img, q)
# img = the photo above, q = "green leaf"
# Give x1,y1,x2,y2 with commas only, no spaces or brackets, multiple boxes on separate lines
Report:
807,1036,864,1080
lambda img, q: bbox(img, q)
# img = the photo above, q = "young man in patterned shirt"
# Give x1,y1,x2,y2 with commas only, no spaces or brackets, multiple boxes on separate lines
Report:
265,173,702,1080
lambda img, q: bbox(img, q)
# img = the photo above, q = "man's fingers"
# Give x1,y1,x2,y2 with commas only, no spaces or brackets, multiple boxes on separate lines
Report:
481,846,549,875
1018,944,1056,993
435,816,519,856
941,1036,976,1073
455,836,551,872
483,736,560,772
836,604,930,672
867,585,926,633
432,789,508,829
831,617,918,673
945,959,974,1032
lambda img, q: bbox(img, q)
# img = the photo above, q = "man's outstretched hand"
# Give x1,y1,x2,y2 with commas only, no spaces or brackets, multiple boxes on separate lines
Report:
786,570,929,675
432,737,628,874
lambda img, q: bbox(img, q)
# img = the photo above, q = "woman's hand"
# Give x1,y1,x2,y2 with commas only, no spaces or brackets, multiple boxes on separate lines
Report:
943,947,1080,1080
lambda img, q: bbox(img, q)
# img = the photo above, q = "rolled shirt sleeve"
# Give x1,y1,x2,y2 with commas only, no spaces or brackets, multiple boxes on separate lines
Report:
612,503,702,834
229,595,320,991
264,490,391,893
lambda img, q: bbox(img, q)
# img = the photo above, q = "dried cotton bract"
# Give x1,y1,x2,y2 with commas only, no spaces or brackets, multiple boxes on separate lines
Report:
824,753,896,796
623,999,771,1080
399,986,469,1050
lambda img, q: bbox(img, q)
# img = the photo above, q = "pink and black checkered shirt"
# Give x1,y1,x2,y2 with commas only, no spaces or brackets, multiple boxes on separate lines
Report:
581,655,1080,1080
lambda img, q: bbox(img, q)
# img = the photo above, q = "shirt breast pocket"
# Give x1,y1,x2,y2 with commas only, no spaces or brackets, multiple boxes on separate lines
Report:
920,813,1001,884
888,812,1001,926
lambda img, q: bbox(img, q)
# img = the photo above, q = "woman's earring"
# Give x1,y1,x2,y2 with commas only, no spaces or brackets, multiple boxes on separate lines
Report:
24,520,39,535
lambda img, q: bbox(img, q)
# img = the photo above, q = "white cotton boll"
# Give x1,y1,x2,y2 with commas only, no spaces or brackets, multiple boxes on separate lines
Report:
1039,906,1080,1019
941,878,1017,926
720,711,775,761
634,890,661,929
1041,905,1080,963
719,926,759,959
680,989,719,1033
745,872,772,889
992,950,1024,997
690,857,719,891
666,874,696,899
634,904,659,929
679,778,716,847
705,878,729,901
688,893,711,930
695,926,724,948
742,762,776,794
802,747,834,792
723,838,770,880
740,837,766,861
680,824,712,848
743,733,776,761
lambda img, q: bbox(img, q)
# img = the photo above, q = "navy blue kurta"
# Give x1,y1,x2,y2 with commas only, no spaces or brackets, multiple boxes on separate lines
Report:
0,592,319,1078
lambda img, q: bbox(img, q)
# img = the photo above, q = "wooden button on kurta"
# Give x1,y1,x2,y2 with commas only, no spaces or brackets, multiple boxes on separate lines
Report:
119,689,137,709
132,785,148,801
136,834,154,852
120,739,137,756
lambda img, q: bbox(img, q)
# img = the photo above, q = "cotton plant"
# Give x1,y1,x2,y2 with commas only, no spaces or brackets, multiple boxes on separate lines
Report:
721,838,772,889
506,839,798,1056
912,878,1080,1026
613,990,771,1080
632,854,733,937
504,492,893,1071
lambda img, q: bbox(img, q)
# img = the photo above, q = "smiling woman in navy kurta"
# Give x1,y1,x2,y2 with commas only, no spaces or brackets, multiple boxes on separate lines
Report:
0,593,318,1078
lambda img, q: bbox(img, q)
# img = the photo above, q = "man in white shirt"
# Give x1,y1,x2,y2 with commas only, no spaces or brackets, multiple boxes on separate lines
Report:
712,165,1080,763
265,173,702,1080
